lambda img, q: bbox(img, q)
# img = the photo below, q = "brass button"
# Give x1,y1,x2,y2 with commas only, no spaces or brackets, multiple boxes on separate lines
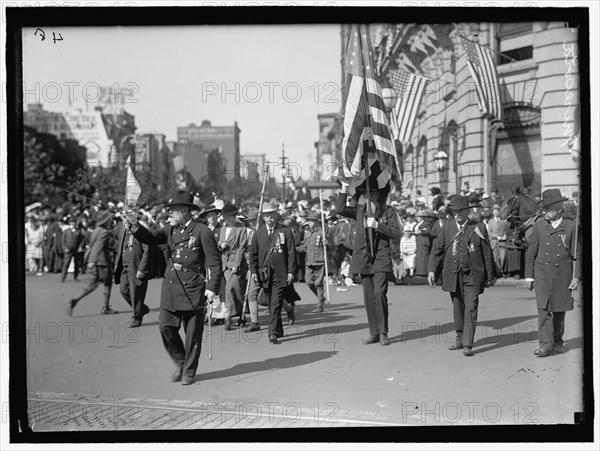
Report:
169,281,173,284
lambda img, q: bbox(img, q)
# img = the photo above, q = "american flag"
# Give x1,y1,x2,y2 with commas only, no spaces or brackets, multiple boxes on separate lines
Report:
461,36,503,121
125,156,142,207
388,69,428,144
341,24,400,193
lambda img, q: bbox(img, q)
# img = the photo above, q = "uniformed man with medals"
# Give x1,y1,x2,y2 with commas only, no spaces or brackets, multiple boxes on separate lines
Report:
124,191,221,385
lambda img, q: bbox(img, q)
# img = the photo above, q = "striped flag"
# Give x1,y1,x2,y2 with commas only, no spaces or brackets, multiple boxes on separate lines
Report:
125,156,142,207
461,36,503,121
388,69,428,144
341,24,400,193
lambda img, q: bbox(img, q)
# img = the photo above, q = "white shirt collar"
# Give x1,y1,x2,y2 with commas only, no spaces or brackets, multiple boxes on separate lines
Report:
550,217,563,228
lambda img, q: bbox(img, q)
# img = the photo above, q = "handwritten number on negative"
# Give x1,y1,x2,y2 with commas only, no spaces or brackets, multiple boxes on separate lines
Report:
52,32,63,44
34,28,63,44
34,28,45,41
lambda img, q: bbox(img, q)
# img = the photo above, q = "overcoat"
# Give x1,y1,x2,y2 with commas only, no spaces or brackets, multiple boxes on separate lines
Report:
114,222,152,284
336,192,402,274
133,220,222,311
428,219,494,294
524,217,581,311
249,224,296,287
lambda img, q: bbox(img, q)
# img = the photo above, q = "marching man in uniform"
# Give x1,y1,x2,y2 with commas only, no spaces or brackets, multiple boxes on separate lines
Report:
524,189,581,357
124,191,221,385
428,195,495,357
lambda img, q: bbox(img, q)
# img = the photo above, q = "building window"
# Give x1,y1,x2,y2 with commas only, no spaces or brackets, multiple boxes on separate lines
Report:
497,22,533,65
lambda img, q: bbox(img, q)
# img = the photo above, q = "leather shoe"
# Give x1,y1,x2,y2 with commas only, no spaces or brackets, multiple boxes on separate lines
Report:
362,334,380,345
101,306,118,315
128,319,142,328
534,348,553,357
244,323,260,333
225,318,233,331
236,318,247,327
553,344,566,354
181,375,194,385
380,334,390,346
463,346,474,357
269,335,280,344
171,368,183,383
448,341,464,350
312,305,324,313
141,304,150,316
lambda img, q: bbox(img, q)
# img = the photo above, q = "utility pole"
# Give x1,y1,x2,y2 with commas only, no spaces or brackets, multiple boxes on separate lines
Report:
280,143,287,202
314,141,320,181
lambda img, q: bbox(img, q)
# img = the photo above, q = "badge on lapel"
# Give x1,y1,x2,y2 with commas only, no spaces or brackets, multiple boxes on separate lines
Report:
188,236,196,249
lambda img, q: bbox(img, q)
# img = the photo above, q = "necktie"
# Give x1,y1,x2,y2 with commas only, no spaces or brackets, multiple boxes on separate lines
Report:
268,228,273,238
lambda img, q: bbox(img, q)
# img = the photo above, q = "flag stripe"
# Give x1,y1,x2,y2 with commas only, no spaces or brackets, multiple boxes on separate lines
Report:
389,69,428,144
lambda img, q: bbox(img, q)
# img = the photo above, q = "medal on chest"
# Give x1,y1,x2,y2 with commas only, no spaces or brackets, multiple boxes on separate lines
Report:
128,234,133,247
188,236,196,249
175,247,182,259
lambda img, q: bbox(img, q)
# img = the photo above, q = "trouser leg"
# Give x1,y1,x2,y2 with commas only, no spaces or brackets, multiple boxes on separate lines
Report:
266,270,284,338
181,310,204,377
159,308,186,370
537,304,554,352
247,278,260,324
360,274,379,336
552,311,566,347
373,272,389,335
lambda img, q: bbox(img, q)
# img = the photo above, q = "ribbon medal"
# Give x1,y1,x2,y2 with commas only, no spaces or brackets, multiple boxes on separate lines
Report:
188,236,196,249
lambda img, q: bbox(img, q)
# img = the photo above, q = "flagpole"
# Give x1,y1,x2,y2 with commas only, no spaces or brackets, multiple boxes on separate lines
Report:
359,23,375,260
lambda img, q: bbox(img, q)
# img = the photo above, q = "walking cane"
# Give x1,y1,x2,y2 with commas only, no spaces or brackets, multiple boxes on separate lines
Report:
207,300,213,360
319,189,332,310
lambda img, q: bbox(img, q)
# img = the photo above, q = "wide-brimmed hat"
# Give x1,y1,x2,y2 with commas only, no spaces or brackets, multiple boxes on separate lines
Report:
96,210,113,227
221,204,239,216
538,189,569,208
403,224,414,233
430,187,441,195
199,204,221,217
491,204,501,211
451,195,471,211
167,191,201,211
416,210,427,218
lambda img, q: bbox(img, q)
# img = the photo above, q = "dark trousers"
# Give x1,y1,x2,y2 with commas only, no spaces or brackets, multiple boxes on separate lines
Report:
119,267,148,320
450,272,479,348
73,265,112,305
224,268,245,318
360,272,389,336
265,269,285,338
159,308,204,378
46,247,61,273
60,251,80,281
538,308,566,352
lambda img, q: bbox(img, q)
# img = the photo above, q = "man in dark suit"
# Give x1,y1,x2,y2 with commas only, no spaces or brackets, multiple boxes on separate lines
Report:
114,215,152,328
44,213,62,273
67,210,119,316
336,179,401,346
124,191,222,385
60,217,84,282
524,189,581,357
428,195,494,356
248,202,297,344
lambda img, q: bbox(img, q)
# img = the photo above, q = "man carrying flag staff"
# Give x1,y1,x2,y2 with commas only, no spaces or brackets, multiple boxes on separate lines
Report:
124,191,221,385
338,24,402,347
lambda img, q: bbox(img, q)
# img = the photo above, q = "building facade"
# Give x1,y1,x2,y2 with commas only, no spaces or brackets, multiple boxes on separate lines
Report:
177,119,241,184
340,22,581,203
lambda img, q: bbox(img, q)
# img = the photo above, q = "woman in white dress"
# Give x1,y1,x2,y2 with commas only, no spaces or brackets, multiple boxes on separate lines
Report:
25,215,45,275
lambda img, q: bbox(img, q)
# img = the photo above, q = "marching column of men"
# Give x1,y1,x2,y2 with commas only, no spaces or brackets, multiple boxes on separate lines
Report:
58,186,581,386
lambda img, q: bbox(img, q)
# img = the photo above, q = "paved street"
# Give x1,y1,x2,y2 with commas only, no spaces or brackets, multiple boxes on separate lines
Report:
23,272,584,430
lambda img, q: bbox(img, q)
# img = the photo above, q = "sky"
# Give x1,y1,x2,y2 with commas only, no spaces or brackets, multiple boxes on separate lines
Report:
22,24,342,180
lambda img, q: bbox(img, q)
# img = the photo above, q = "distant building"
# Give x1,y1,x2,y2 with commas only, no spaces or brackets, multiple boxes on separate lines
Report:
177,119,241,183
24,103,136,168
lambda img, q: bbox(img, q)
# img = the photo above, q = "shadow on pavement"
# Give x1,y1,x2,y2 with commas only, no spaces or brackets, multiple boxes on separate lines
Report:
196,351,338,381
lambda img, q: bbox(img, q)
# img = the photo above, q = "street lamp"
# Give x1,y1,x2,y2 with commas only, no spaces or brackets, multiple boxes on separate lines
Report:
433,150,449,172
381,80,399,116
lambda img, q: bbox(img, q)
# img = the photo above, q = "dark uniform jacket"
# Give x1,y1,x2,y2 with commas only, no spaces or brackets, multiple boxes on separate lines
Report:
336,192,401,274
45,221,62,252
114,222,152,284
427,219,494,294
524,217,581,311
87,226,113,267
249,224,296,287
133,219,222,311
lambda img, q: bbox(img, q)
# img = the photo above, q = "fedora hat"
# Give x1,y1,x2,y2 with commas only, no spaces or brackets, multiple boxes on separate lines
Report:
261,202,280,214
430,187,441,195
451,195,470,211
221,204,239,216
538,189,569,208
305,211,322,223
199,204,221,217
491,204,501,211
167,191,200,210
96,210,113,227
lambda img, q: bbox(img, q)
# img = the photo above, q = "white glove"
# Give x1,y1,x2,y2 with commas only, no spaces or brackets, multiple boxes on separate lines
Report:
366,217,379,229
205,290,216,303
